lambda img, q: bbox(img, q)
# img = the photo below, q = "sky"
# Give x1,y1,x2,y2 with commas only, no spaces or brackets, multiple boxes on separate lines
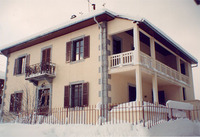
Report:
0,0,200,99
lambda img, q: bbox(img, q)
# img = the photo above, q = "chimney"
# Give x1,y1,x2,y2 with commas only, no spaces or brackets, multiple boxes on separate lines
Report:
92,4,96,10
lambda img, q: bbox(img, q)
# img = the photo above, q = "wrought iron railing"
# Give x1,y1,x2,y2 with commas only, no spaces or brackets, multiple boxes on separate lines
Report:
25,62,56,78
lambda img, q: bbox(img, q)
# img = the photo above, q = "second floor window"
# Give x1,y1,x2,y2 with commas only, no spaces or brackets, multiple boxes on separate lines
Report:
72,39,84,61
14,54,30,75
66,36,90,62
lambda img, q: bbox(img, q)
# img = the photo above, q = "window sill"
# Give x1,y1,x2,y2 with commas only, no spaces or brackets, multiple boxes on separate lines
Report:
69,59,85,64
15,73,25,77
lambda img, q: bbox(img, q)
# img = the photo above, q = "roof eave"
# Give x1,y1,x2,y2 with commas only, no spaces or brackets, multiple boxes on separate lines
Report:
140,19,198,65
0,10,115,56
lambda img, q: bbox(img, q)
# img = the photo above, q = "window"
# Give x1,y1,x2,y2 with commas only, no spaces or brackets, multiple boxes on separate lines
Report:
14,54,30,75
71,84,82,107
0,80,3,105
66,36,90,62
42,48,51,63
64,82,89,108
10,92,23,113
182,88,186,100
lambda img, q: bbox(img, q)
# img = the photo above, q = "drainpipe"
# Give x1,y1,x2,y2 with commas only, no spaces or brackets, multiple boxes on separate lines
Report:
93,16,104,120
0,54,8,123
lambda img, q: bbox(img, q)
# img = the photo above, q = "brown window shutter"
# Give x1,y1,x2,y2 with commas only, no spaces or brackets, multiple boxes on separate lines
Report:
26,54,30,66
83,82,89,106
13,59,18,75
46,48,51,63
10,94,14,112
84,36,90,59
64,85,70,108
66,41,71,62
25,54,30,72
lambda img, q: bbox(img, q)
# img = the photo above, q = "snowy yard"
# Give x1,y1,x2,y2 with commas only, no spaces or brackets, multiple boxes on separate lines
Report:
0,118,200,137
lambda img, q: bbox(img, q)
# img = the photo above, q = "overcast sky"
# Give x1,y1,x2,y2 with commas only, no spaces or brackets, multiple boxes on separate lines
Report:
0,0,200,99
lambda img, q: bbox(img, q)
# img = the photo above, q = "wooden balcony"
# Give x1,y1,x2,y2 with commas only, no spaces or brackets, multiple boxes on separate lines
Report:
108,51,190,86
25,62,56,85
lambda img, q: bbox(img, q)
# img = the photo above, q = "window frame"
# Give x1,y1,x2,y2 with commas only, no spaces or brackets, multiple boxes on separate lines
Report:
14,54,30,76
64,81,89,108
71,38,84,62
9,91,23,113
66,35,90,63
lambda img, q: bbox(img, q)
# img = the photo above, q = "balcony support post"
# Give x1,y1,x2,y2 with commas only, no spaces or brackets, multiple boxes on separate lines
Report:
152,74,158,104
133,23,140,65
136,66,143,102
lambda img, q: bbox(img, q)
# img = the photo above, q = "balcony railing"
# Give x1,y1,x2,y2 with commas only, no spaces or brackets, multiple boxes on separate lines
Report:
25,62,56,79
109,51,134,68
109,51,190,85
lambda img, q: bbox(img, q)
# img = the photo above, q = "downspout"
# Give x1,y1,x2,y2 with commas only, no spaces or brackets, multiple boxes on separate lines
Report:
0,54,8,123
93,16,104,119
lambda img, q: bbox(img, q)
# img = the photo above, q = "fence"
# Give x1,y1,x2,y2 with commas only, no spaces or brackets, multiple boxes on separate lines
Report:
4,101,200,129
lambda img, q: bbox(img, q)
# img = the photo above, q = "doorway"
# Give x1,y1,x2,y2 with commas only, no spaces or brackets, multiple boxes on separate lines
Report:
129,85,136,102
113,38,122,54
37,88,50,115
158,90,165,105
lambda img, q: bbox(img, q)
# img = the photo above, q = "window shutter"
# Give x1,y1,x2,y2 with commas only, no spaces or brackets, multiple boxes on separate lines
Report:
13,59,18,75
64,86,70,108
84,36,90,59
66,41,72,62
26,54,30,66
83,82,89,106
46,48,51,63
25,54,30,72
16,93,23,113
10,94,14,112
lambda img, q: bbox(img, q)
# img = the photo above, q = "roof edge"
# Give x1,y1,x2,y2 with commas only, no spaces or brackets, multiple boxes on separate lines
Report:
141,19,198,64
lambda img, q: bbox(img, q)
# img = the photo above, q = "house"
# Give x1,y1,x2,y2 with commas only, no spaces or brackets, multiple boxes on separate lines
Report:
0,9,198,119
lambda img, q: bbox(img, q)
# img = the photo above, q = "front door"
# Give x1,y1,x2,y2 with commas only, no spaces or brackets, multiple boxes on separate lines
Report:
113,38,121,54
38,88,50,115
158,90,165,105
129,85,136,102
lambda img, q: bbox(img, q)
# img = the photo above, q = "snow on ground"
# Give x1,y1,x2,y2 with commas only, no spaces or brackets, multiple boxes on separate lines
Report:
0,118,199,137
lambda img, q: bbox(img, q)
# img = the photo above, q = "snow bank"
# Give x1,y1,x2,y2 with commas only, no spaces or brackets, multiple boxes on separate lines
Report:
111,101,168,112
0,118,199,137
166,100,193,110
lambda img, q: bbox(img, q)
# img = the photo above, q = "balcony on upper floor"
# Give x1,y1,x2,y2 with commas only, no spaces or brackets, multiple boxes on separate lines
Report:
25,62,56,85
108,51,190,86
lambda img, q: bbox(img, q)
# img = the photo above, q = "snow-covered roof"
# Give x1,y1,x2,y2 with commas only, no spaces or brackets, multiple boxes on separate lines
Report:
0,9,198,64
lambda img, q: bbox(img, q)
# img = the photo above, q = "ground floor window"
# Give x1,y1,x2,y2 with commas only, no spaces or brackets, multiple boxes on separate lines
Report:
10,92,23,113
64,82,89,108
